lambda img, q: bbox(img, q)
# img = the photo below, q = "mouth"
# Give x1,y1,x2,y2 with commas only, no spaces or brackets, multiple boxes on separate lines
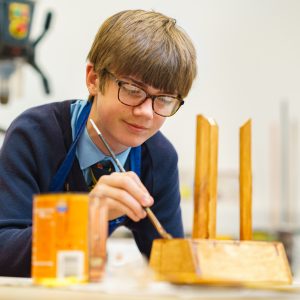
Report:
124,121,149,132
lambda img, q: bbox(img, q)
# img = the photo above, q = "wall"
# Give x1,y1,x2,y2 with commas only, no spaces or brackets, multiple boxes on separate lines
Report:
1,0,300,236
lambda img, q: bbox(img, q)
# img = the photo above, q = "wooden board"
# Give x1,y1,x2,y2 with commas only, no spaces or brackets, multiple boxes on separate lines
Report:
240,119,252,240
150,239,292,285
193,115,218,239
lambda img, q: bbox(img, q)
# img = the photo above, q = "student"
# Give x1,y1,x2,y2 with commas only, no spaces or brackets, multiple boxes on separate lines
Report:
0,9,197,277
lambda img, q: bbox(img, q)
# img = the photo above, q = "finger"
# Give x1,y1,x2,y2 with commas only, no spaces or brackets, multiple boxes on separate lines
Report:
90,182,147,219
105,198,145,222
125,171,149,193
126,171,155,207
99,173,153,207
90,194,144,222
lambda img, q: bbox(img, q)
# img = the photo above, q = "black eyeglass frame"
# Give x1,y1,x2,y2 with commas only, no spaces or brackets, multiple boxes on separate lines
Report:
106,71,184,117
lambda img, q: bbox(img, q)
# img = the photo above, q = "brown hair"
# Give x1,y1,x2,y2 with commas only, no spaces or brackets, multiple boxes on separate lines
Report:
87,9,197,98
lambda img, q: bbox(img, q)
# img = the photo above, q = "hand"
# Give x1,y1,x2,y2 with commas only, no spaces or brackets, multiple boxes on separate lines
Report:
89,171,154,221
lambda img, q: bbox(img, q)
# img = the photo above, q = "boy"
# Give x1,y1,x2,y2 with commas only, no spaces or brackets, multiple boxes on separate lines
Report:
0,9,197,277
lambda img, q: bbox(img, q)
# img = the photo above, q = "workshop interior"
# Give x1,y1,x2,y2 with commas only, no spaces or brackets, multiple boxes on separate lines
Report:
1,0,300,298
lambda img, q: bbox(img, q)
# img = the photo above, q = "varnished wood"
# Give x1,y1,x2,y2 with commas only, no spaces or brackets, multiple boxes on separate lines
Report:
150,239,292,285
240,120,252,240
193,115,218,239
89,197,108,282
209,123,218,238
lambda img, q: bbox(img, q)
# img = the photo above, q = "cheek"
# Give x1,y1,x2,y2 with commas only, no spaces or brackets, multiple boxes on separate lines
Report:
96,90,120,119
152,116,166,131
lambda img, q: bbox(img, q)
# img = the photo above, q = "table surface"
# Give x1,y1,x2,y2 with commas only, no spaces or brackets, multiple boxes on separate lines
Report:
1,238,300,299
1,275,300,300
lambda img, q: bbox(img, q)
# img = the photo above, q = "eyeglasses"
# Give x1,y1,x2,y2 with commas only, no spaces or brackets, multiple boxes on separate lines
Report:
108,72,184,117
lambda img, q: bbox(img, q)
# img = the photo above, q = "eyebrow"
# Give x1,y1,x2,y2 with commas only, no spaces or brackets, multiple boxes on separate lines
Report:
124,76,147,88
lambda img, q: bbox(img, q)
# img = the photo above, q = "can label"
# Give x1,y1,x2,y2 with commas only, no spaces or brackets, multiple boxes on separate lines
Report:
32,193,107,284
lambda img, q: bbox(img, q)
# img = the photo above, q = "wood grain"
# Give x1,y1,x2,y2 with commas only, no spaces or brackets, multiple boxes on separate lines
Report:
89,197,108,282
240,120,252,240
193,115,218,239
150,239,292,285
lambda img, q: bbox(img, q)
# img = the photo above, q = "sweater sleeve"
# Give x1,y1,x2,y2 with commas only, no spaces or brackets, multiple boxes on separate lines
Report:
0,104,68,277
129,132,184,258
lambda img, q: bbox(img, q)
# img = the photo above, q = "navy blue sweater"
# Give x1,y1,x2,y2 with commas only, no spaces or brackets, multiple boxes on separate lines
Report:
0,100,184,277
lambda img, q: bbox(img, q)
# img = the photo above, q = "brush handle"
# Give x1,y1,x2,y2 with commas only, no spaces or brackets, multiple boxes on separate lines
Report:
89,118,172,239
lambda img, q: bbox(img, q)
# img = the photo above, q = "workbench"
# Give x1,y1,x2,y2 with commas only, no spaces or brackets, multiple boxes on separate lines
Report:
1,239,300,300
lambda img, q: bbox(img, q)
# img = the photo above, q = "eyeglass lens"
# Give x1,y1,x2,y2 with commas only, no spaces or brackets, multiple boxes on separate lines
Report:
118,82,181,117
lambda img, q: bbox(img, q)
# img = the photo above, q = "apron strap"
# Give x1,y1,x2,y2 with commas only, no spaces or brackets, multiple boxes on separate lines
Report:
129,145,141,177
49,101,92,191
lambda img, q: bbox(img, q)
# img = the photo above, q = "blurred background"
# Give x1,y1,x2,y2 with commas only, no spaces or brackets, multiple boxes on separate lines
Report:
1,0,300,271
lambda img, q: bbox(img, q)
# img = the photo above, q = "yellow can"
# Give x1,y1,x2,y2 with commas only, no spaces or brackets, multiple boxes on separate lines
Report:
31,193,107,285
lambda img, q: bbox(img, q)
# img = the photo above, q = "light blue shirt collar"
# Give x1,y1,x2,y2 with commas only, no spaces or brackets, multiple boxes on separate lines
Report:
70,100,131,175
77,126,130,171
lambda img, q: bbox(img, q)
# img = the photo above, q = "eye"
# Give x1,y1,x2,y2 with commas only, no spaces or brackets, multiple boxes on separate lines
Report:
156,96,176,107
122,83,144,97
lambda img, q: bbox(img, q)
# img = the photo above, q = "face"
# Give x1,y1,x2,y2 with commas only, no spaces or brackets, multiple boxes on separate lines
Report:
86,64,167,154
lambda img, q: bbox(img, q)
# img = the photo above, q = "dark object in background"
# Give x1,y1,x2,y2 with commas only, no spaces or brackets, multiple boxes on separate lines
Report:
0,0,52,104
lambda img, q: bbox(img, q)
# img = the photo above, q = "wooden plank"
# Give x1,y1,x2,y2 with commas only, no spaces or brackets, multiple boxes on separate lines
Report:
193,115,218,239
89,197,108,282
193,115,209,239
240,119,252,240
150,239,292,285
209,124,218,239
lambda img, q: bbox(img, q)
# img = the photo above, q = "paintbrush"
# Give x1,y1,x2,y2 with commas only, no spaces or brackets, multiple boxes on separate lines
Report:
89,118,172,240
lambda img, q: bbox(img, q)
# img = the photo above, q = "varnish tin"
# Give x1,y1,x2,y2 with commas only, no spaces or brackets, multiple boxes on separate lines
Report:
32,193,107,285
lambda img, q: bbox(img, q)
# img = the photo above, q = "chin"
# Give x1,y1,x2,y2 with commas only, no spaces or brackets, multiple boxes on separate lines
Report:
119,135,148,148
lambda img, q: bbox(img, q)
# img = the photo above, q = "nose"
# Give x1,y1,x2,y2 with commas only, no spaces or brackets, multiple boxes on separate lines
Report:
132,97,153,119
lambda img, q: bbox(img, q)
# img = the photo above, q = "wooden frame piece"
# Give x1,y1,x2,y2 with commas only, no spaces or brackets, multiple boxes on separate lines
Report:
193,115,218,239
240,119,252,240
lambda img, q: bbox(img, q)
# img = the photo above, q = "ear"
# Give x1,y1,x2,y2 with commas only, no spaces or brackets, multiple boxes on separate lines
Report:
86,63,98,96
